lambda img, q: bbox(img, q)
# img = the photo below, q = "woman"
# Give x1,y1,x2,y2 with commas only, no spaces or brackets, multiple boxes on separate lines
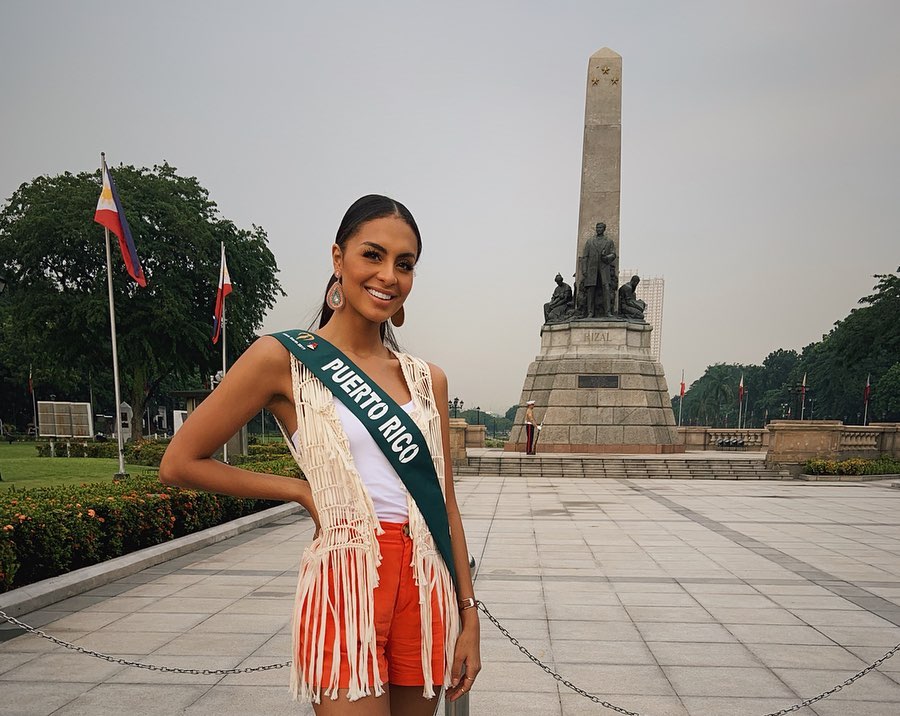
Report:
160,195,481,715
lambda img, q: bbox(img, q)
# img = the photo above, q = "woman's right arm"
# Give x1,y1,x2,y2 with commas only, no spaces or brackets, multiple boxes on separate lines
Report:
159,337,317,523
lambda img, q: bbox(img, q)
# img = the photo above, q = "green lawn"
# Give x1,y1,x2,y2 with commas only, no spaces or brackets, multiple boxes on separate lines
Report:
0,442,156,491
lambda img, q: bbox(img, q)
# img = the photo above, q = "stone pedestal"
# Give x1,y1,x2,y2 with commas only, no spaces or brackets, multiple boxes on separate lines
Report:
465,424,486,448
506,320,682,454
449,418,468,466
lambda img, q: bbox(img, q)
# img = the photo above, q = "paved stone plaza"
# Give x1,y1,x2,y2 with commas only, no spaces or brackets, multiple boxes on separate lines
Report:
3,476,900,715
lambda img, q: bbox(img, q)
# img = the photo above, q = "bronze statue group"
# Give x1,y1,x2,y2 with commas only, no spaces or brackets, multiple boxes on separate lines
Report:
543,221,646,324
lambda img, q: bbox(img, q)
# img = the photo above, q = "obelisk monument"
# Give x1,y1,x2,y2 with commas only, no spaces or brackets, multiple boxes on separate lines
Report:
576,48,622,276
507,48,682,454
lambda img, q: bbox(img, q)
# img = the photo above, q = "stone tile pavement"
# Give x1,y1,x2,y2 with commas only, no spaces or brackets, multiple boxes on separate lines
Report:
3,477,900,715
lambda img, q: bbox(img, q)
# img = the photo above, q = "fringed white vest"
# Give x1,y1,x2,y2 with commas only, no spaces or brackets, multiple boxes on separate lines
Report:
279,350,459,703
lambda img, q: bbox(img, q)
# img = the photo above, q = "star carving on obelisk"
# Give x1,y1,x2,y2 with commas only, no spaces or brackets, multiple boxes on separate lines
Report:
611,77,619,85
591,77,599,86
601,66,610,75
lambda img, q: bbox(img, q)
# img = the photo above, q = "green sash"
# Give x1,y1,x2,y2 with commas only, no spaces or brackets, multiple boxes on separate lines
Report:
271,329,457,587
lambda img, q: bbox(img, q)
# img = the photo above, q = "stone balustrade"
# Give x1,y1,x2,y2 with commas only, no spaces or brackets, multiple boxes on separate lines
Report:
678,422,900,469
677,427,768,451
763,420,900,472
839,428,880,451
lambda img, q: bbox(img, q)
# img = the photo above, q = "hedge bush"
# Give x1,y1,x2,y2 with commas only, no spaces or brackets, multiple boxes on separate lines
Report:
248,442,290,457
0,470,292,593
231,456,303,478
804,455,900,475
35,440,170,466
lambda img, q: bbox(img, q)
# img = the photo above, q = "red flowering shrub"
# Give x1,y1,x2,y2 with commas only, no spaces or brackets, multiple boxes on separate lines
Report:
0,473,285,593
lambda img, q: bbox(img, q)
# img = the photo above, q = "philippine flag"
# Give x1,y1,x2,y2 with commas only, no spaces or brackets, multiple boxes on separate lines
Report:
94,160,147,286
212,243,233,345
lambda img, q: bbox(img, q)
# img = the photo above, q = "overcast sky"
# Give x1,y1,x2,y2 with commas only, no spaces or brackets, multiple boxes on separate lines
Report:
2,1,898,413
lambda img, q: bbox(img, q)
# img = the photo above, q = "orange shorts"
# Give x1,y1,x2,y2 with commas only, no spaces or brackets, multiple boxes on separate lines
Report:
300,521,445,690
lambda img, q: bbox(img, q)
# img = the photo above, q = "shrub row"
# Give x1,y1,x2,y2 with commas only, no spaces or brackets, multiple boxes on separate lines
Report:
804,455,900,475
232,456,303,478
247,442,290,457
0,467,296,593
35,440,170,466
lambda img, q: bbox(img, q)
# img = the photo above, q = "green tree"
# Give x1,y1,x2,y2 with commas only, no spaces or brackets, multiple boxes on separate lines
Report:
873,362,900,421
677,268,898,426
0,163,283,432
797,268,899,421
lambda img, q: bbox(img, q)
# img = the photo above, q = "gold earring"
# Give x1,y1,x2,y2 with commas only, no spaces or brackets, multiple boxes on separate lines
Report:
328,276,344,310
391,305,405,327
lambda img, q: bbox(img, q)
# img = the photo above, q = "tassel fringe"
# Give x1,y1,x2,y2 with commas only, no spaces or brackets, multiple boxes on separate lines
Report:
277,351,458,703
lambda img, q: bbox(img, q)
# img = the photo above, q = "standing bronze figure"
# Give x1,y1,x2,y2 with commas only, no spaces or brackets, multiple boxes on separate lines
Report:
578,222,617,318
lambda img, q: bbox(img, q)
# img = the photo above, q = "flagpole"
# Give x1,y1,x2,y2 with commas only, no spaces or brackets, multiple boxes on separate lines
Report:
221,243,229,464
678,369,684,427
101,154,127,476
862,374,870,426
30,364,38,437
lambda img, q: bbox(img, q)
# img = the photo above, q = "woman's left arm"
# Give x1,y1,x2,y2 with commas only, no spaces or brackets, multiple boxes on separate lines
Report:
429,363,481,702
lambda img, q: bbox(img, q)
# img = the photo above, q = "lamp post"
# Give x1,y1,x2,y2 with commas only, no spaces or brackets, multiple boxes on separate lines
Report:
449,397,464,418
475,406,481,425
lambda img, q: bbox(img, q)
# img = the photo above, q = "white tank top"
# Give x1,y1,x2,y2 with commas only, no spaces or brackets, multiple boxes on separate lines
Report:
293,397,412,522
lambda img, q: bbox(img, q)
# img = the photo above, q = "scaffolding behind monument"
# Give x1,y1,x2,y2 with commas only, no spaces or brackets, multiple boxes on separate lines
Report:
619,269,664,362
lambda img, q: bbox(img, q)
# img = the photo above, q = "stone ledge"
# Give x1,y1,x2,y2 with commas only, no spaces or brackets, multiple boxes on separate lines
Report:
506,442,685,454
798,473,900,482
0,503,305,618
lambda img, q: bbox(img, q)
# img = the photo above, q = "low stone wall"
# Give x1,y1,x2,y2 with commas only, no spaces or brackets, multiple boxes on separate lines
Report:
765,420,900,472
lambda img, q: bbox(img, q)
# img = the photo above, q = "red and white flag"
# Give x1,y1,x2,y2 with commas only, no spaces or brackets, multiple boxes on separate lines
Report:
211,243,232,345
680,370,685,399
864,374,871,404
94,158,147,286
801,372,807,399
738,373,744,403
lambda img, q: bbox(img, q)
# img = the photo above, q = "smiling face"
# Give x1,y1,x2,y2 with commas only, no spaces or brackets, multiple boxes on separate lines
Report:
332,215,419,325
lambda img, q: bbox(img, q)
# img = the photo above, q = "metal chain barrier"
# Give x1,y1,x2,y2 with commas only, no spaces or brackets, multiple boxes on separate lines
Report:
4,603,900,713
0,609,290,675
475,601,900,716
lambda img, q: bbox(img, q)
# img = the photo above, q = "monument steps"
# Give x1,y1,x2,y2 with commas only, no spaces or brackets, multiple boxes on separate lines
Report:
456,455,793,480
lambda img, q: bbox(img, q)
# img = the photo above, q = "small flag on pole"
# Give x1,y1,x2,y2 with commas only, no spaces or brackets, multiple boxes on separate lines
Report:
94,159,147,287
680,370,686,399
801,372,807,399
864,374,871,404
739,373,745,404
28,364,33,394
212,243,232,344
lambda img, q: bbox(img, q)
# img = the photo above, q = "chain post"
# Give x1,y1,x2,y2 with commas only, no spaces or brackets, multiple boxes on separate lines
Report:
445,691,469,716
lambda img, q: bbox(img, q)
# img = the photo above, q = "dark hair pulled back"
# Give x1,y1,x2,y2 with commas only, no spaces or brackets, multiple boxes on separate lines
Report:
317,194,422,350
